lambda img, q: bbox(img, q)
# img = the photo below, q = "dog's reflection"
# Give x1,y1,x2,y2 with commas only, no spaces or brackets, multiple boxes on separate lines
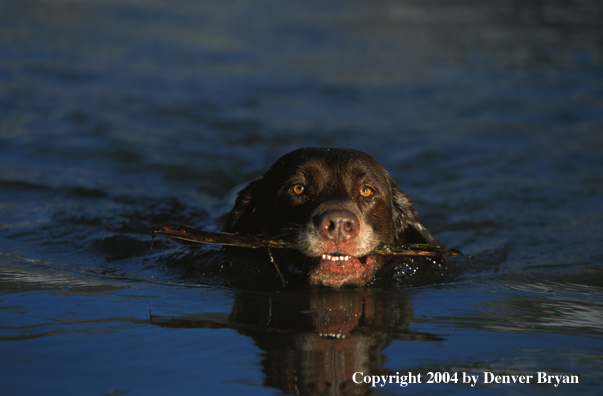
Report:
151,289,441,395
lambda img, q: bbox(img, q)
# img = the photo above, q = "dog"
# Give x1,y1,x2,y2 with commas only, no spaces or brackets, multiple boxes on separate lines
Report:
225,147,439,288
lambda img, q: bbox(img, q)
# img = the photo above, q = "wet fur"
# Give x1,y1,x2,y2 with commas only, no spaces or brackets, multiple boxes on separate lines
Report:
225,147,438,287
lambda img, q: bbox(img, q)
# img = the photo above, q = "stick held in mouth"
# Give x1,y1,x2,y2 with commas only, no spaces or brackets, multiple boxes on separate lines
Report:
152,225,454,257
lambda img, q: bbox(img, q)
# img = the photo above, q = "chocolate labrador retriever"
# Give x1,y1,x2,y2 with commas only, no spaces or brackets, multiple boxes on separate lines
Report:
225,147,440,288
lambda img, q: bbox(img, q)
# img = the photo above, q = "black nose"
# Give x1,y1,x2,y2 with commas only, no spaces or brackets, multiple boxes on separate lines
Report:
316,210,359,243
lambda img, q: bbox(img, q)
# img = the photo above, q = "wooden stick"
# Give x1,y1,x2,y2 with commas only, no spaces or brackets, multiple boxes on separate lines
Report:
152,225,453,257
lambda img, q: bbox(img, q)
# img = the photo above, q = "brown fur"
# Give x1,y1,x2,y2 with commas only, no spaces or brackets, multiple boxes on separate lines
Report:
226,147,436,287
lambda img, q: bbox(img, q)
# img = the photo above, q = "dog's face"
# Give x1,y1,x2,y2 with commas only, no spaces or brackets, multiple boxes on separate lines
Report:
225,148,435,288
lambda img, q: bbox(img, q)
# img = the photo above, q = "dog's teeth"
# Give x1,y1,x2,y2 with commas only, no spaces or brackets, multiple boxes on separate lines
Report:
317,332,346,339
321,254,354,262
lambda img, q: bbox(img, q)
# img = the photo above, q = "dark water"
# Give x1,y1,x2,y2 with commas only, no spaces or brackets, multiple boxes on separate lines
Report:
1,0,603,394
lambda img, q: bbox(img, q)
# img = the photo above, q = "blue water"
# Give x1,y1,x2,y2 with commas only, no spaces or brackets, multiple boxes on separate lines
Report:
1,0,603,395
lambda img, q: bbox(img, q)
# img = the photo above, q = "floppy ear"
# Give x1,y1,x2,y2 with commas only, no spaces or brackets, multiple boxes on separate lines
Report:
392,185,436,245
224,178,265,234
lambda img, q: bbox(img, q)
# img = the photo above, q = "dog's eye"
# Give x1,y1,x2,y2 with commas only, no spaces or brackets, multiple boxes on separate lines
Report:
360,186,374,197
292,184,305,195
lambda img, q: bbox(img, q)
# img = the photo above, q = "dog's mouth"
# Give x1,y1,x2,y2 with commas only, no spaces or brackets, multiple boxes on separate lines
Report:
309,253,377,288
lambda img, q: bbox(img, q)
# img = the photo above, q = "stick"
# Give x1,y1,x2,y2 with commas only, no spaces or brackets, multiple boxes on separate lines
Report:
266,247,287,288
152,225,453,257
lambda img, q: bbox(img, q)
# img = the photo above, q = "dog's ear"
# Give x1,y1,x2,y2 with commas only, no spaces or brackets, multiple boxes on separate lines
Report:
392,185,436,245
225,178,265,234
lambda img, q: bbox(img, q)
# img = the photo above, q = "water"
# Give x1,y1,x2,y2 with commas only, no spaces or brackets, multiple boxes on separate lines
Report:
1,0,603,394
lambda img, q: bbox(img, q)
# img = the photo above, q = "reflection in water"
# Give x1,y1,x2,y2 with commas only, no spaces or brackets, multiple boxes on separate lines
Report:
151,289,441,395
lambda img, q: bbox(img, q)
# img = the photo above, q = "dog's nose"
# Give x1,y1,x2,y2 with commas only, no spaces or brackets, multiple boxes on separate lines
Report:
317,210,359,243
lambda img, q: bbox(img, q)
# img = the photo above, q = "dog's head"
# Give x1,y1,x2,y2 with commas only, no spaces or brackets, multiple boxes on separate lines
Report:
225,147,436,288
